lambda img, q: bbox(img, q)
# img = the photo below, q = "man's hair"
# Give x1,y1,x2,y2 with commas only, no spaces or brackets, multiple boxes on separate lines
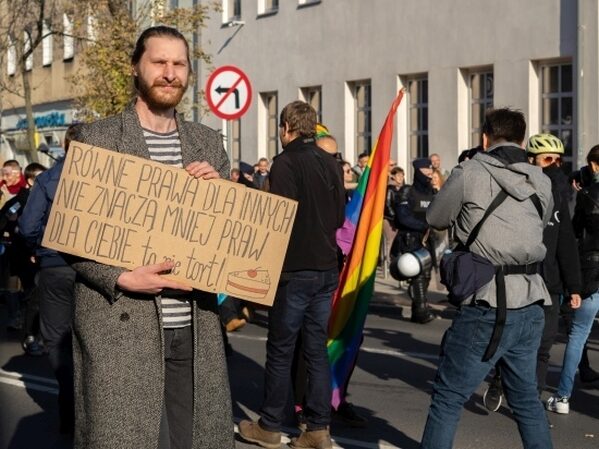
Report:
258,157,269,164
24,162,46,180
131,26,191,89
358,152,369,160
481,108,526,144
390,166,404,176
587,144,599,165
64,123,82,152
279,101,317,138
2,160,20,169
430,153,440,158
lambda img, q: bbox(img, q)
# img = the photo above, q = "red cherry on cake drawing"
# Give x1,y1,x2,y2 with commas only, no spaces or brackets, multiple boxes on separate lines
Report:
247,269,258,278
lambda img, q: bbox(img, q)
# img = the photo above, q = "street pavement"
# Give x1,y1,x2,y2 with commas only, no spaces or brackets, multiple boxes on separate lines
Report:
1,271,598,449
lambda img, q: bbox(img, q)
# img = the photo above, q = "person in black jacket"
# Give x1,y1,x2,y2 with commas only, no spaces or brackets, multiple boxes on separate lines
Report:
391,158,435,323
0,162,46,334
546,145,599,414
239,101,345,449
526,135,582,394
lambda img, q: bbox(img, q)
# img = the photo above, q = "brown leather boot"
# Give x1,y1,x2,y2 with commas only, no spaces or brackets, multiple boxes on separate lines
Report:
238,420,281,449
289,429,333,449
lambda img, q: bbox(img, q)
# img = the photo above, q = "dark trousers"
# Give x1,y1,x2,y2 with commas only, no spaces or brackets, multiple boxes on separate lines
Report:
260,268,338,431
38,265,76,433
159,326,193,449
536,294,560,393
23,283,40,337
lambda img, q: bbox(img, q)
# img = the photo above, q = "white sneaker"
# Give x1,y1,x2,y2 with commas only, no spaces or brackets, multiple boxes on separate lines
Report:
546,396,569,414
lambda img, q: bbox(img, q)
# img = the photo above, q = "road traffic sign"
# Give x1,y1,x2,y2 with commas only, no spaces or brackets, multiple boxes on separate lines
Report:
205,65,252,120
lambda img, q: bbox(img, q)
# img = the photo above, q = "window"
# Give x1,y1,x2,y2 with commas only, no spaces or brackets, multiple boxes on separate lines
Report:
262,92,278,160
63,14,74,60
222,0,241,22
7,36,16,76
24,32,33,71
407,76,428,159
469,71,493,147
354,81,372,156
541,62,574,170
258,0,279,14
42,21,53,67
301,86,322,123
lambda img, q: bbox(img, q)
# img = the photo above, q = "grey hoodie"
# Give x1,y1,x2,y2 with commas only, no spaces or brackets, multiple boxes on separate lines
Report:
427,143,554,308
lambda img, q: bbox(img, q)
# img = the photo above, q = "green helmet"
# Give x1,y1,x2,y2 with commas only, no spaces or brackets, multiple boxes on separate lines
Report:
527,133,564,155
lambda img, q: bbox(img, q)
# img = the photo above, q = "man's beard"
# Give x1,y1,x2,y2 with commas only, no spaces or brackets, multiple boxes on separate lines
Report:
137,77,187,109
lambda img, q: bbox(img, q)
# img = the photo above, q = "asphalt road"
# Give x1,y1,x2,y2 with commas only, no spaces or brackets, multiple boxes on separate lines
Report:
1,277,598,449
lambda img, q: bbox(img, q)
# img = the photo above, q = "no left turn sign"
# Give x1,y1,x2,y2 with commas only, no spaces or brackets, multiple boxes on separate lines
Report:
205,65,252,120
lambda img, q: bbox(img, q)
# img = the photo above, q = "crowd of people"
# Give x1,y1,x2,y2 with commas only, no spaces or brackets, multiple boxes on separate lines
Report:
0,25,597,449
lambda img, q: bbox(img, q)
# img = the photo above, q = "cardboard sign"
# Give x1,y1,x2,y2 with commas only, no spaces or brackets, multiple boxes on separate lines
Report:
42,141,297,306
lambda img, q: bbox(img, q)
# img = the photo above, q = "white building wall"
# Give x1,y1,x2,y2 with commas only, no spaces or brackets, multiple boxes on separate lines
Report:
198,0,580,170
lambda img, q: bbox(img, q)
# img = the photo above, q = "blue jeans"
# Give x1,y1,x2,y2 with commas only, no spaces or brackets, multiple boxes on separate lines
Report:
259,269,338,431
557,290,599,398
421,304,552,449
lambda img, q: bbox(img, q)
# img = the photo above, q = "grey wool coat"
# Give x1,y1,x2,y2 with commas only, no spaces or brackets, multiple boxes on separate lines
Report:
70,102,235,449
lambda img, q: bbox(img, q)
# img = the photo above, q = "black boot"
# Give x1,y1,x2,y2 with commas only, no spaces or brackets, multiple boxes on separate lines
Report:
409,276,435,324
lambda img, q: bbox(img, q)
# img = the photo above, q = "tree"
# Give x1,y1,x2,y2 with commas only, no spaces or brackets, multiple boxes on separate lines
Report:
70,0,218,122
0,0,82,160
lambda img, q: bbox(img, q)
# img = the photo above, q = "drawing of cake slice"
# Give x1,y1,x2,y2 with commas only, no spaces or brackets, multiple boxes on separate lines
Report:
226,268,271,299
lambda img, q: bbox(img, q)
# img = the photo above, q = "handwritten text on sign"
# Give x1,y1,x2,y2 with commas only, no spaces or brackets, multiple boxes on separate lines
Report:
42,142,297,306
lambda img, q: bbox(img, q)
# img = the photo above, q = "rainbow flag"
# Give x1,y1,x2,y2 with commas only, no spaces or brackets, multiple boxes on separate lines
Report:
328,90,404,408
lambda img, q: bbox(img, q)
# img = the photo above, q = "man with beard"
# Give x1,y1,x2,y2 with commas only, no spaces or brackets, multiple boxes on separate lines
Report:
391,158,436,323
68,26,234,449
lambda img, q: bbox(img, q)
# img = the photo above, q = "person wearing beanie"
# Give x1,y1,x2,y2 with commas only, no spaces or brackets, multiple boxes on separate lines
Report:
390,157,436,323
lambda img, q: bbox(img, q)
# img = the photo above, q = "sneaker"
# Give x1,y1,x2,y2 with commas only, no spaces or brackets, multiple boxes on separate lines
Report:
238,420,281,449
22,335,44,357
483,382,503,412
225,318,246,332
289,429,332,449
546,396,569,414
333,402,367,428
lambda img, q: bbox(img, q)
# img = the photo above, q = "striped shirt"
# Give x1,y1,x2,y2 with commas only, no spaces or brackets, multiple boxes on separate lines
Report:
143,128,192,329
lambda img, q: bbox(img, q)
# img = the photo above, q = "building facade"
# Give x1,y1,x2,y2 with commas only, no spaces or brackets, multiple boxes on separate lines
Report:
197,0,596,176
0,11,81,167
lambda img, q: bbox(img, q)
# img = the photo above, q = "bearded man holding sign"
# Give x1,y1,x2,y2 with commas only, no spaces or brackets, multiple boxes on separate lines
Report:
69,26,234,449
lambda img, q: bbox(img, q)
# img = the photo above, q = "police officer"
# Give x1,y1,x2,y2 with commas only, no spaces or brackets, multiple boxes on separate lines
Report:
391,158,435,324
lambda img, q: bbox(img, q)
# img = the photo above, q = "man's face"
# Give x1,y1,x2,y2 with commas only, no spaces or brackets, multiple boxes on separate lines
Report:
358,155,369,168
533,153,562,168
230,170,240,182
135,36,189,110
258,160,269,174
430,155,441,169
419,167,433,178
2,167,21,186
392,171,404,185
